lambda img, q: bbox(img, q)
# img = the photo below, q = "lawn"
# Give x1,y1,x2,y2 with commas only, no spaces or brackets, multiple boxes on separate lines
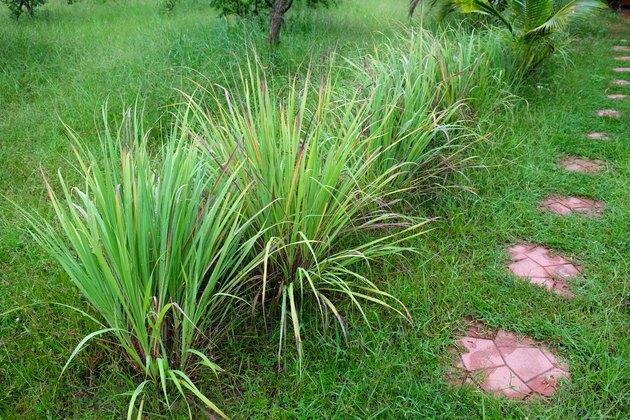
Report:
1,0,629,418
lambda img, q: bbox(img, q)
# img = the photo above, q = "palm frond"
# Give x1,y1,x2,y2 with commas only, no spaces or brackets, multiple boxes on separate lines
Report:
524,0,554,31
437,0,515,34
524,0,605,37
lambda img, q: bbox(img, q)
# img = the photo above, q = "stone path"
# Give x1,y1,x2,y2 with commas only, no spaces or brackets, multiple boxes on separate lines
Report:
507,243,579,297
449,32,627,403
586,131,609,139
451,321,570,399
596,108,621,117
558,156,605,173
539,195,604,217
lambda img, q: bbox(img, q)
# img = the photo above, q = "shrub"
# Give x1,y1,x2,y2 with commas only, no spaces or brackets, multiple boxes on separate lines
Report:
18,109,264,418
2,0,46,18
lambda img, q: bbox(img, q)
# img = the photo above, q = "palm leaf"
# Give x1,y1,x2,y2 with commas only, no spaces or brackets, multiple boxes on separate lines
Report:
524,0,605,37
524,0,554,31
438,0,515,34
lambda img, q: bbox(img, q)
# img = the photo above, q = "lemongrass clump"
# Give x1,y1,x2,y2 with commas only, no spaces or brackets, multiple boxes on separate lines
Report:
184,60,430,365
19,108,263,418
354,26,514,188
353,28,464,185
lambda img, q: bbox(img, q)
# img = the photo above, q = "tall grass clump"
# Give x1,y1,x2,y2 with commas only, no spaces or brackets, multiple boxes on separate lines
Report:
355,26,515,188
184,60,431,365
17,109,264,418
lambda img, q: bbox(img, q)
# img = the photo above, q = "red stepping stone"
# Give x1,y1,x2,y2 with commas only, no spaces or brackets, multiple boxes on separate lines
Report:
586,131,609,140
539,195,604,217
460,337,504,370
613,67,630,73
451,322,570,400
615,56,630,61
507,243,580,297
613,46,630,52
613,79,630,86
596,109,621,117
558,156,605,173
607,93,627,100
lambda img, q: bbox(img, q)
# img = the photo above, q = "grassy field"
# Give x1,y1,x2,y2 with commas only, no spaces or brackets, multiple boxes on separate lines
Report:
1,0,629,418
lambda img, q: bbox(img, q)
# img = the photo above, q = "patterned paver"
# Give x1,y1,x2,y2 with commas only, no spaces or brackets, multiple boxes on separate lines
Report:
507,243,580,297
596,108,621,117
613,79,630,86
607,93,627,100
613,45,630,52
613,67,630,73
451,321,570,399
586,131,609,140
615,56,630,61
539,195,604,217
558,156,605,173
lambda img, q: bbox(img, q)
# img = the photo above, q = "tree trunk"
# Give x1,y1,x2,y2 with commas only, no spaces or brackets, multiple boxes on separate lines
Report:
268,0,289,45
17,0,26,18
409,0,421,17
27,3,34,17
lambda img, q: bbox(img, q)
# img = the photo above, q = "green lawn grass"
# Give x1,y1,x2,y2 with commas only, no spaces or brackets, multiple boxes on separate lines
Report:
1,0,629,417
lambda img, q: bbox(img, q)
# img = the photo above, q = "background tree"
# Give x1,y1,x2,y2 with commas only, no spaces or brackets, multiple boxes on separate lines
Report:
2,0,47,18
210,0,338,44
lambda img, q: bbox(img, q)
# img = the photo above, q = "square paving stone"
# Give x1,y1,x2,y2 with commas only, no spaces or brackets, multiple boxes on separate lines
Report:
501,347,554,382
459,337,504,371
480,366,532,399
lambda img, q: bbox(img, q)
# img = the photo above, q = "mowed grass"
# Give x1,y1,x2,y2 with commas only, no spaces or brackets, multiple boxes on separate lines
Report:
1,0,629,418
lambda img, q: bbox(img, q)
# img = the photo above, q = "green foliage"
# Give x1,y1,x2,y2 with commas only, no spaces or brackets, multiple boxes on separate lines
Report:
2,0,46,18
210,0,268,16
16,108,266,418
1,1,628,417
210,0,337,17
159,0,178,12
433,0,606,71
354,26,514,186
5,5,515,412
184,59,429,365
